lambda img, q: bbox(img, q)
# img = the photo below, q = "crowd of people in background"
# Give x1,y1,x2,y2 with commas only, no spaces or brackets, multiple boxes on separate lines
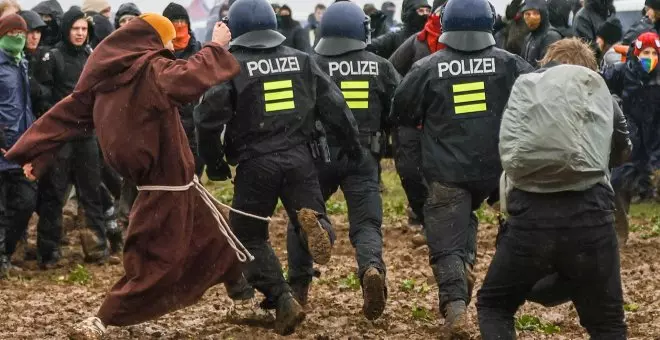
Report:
0,0,659,338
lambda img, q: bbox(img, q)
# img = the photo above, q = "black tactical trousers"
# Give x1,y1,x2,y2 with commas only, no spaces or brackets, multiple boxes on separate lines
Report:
230,144,335,301
36,138,107,260
288,146,385,285
394,127,427,223
116,178,137,228
477,224,626,340
182,116,205,177
425,180,497,310
0,169,37,258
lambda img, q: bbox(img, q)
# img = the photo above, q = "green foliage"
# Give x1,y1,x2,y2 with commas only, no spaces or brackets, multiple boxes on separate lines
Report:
339,272,361,291
326,199,348,215
624,303,640,312
400,279,430,294
210,182,234,205
628,217,660,239
411,306,433,321
66,264,92,285
641,224,660,240
476,205,499,225
515,315,560,335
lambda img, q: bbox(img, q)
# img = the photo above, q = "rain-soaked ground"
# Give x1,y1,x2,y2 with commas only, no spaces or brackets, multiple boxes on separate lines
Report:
1,174,659,339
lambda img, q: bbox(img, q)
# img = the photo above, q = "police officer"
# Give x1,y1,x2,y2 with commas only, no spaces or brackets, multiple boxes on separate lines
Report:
390,0,533,337
194,0,362,335
285,1,401,321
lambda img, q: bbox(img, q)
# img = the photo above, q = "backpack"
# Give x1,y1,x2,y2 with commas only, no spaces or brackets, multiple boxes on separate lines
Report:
499,64,614,198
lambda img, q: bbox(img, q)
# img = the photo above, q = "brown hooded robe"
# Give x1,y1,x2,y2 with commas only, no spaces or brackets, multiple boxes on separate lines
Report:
5,18,241,326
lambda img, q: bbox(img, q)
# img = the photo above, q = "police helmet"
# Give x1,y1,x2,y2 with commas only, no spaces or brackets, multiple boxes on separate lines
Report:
315,2,372,56
439,0,496,52
227,0,286,49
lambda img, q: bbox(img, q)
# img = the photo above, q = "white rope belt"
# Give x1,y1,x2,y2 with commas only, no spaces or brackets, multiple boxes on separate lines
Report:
136,176,268,262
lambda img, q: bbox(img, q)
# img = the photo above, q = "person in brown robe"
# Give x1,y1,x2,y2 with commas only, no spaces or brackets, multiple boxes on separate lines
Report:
5,13,244,339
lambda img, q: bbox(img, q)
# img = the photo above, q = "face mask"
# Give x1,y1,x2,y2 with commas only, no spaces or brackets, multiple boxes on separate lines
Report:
172,22,191,51
640,55,658,73
524,16,541,30
384,9,396,19
0,34,26,61
409,13,429,32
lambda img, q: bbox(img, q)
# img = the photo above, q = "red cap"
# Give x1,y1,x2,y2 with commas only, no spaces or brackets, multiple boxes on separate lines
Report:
634,32,660,56
0,14,28,37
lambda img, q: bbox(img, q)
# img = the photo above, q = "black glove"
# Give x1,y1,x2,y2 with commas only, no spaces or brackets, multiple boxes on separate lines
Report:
206,158,232,181
337,145,364,164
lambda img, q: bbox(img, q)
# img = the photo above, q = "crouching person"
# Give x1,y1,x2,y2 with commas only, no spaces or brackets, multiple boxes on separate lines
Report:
477,38,631,340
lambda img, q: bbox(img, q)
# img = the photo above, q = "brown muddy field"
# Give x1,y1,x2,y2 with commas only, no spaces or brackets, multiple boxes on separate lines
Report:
1,202,659,340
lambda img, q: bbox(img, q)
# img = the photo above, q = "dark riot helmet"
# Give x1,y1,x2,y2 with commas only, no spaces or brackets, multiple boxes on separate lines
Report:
439,0,496,52
227,0,286,49
314,1,373,56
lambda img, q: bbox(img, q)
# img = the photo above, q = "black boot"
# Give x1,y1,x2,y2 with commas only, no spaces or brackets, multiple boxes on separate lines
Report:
225,274,256,301
80,229,109,264
362,267,387,320
442,300,470,340
274,293,306,336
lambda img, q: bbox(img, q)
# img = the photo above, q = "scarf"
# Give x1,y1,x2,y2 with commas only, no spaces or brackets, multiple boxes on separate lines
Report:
416,14,444,53
173,22,191,51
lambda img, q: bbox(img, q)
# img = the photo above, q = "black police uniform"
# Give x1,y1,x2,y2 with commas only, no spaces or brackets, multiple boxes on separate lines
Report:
34,8,108,264
392,26,533,319
195,32,361,306
286,50,400,289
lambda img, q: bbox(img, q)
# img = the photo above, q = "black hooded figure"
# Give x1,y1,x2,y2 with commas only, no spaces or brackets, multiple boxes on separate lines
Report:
367,0,432,59
114,2,141,29
548,0,574,37
520,0,563,67
31,0,64,49
277,4,311,53
573,0,616,54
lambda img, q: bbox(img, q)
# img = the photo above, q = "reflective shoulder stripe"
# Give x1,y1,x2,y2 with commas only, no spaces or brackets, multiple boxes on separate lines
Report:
263,79,295,113
265,90,294,101
342,91,369,99
264,80,293,91
341,81,369,89
452,81,487,115
266,101,296,112
453,82,485,93
455,103,488,114
347,101,369,109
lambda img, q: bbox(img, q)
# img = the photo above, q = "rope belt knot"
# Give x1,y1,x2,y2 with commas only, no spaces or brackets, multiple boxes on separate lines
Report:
137,176,267,262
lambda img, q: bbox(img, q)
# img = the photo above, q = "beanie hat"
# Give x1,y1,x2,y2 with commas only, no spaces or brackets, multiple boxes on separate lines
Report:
645,0,660,11
81,0,110,14
162,2,190,26
0,13,27,36
633,31,660,56
139,13,175,44
596,16,622,45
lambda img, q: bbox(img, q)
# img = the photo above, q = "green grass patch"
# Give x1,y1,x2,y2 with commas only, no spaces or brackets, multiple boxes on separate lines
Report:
411,305,433,321
338,272,361,291
65,264,92,285
624,303,640,312
400,278,430,294
515,315,560,335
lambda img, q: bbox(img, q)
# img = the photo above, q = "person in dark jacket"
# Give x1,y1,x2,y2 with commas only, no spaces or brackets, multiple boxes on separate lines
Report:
18,10,50,118
277,5,311,53
548,0,574,37
381,1,399,30
364,4,389,39
162,2,205,179
622,9,653,45
494,0,529,55
367,0,431,59
597,16,624,68
305,3,325,47
34,7,114,267
114,2,141,28
195,0,361,334
391,0,533,336
603,32,660,245
31,0,63,49
0,14,37,278
82,0,114,48
573,0,615,55
387,2,445,228
520,0,562,67
478,37,630,340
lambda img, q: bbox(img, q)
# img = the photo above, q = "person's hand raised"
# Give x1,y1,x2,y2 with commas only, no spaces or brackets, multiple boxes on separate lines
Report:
212,22,232,48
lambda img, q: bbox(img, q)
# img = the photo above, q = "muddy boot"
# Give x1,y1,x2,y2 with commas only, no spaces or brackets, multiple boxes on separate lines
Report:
0,255,10,279
274,293,306,336
614,190,630,247
297,209,332,265
290,280,311,307
69,316,106,340
225,274,256,301
80,230,109,264
441,300,470,340
362,267,387,320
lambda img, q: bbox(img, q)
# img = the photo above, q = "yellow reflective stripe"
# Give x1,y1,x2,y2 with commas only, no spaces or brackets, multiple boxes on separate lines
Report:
454,92,486,104
453,82,485,93
341,81,369,89
265,101,296,112
264,90,294,101
455,103,487,114
347,101,369,109
264,80,293,91
342,91,369,99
